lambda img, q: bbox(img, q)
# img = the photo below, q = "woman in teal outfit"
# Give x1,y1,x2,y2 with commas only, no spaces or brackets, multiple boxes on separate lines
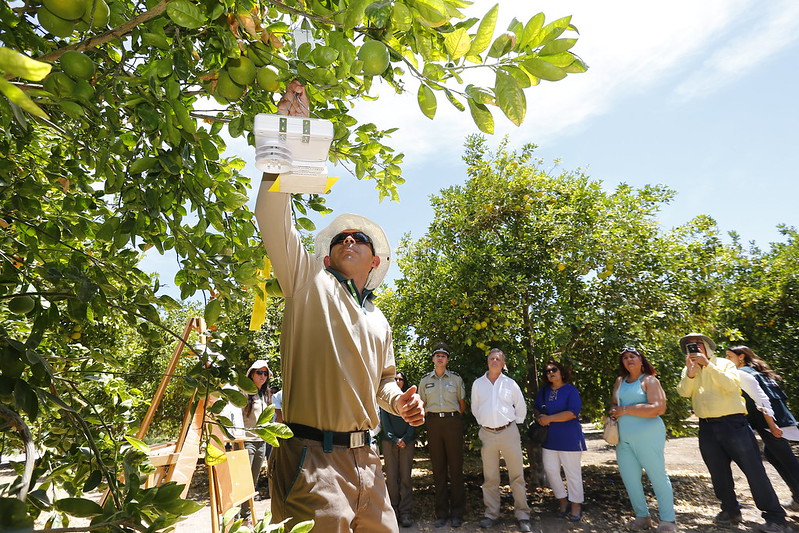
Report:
609,348,677,532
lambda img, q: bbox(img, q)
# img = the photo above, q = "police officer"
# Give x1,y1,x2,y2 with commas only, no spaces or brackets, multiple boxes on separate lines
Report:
418,342,466,528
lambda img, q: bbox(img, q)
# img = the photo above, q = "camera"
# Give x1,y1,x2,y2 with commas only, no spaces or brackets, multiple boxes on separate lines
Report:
686,342,700,354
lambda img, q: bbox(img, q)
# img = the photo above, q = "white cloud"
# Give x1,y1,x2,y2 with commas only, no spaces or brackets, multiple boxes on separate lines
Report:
347,0,761,167
674,0,799,101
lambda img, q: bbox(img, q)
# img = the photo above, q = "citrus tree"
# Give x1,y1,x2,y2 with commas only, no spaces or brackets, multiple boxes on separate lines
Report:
381,136,733,428
1,0,587,528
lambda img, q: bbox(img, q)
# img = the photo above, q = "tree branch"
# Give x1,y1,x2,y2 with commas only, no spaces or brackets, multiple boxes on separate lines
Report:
37,0,170,63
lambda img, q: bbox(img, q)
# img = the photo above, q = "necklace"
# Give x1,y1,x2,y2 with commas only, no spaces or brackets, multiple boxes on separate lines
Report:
548,387,559,402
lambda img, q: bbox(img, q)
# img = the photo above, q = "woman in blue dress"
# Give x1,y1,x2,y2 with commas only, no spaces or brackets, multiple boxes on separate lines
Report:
534,360,586,522
609,348,676,532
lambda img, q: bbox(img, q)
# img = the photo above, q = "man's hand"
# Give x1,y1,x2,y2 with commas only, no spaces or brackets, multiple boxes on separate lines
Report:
397,385,425,426
685,355,697,378
277,80,309,118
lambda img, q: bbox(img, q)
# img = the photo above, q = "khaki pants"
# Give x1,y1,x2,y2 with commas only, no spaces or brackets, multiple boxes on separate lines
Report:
478,424,530,520
268,436,398,532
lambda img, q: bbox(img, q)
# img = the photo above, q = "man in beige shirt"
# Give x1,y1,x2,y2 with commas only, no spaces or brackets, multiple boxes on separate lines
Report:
257,82,425,532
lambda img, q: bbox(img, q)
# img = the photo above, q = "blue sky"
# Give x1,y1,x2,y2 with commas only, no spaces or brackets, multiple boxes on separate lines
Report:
144,0,799,297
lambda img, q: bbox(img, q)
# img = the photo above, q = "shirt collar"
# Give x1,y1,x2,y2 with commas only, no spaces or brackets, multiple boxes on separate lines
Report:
326,267,374,305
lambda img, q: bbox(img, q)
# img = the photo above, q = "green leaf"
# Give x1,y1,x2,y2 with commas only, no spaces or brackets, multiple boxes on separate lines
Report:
412,0,449,27
519,13,545,49
487,33,514,58
82,470,103,492
535,15,572,48
444,28,471,61
468,4,498,56
221,387,247,408
539,51,576,68
0,78,48,118
539,38,577,56
296,217,315,231
236,372,258,394
0,497,34,530
494,70,525,126
444,89,465,112
124,435,151,453
56,497,104,517
344,0,370,31
166,0,206,30
520,57,566,81
14,378,38,420
255,404,276,425
0,47,52,81
289,520,316,533
204,299,222,325
417,84,437,119
129,156,159,174
468,99,494,134
205,443,227,466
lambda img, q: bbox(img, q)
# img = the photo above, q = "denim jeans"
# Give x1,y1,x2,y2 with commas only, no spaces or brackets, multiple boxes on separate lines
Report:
698,414,786,524
757,427,799,501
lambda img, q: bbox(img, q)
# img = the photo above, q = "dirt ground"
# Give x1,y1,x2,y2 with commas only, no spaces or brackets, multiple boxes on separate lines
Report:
172,422,798,533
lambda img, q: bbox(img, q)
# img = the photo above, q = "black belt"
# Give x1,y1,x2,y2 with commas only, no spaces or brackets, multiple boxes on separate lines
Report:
483,422,511,432
287,423,370,452
700,413,745,422
430,411,459,417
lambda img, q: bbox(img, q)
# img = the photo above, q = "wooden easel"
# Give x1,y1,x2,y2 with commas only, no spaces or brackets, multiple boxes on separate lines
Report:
135,317,257,533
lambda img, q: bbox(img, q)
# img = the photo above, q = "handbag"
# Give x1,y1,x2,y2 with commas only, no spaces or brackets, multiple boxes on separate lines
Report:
603,416,619,445
527,421,549,445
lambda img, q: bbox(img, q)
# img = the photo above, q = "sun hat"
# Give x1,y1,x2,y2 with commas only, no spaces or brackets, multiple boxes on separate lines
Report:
247,359,271,377
678,333,717,353
314,213,391,290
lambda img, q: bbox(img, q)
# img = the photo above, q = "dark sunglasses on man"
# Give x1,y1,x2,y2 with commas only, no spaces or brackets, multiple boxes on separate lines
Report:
329,231,375,254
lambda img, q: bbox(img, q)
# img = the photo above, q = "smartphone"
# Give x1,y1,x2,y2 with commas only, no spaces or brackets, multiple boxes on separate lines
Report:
686,342,700,354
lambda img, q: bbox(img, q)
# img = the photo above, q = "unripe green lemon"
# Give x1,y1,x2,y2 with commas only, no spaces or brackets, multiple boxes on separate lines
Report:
227,56,256,86
43,71,76,98
214,71,245,101
72,78,94,101
8,295,35,315
61,50,95,80
264,278,283,297
37,6,76,37
256,66,280,92
43,0,86,21
357,40,390,76
81,0,109,28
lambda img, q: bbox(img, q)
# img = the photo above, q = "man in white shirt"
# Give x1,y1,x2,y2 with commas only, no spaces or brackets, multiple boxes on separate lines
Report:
471,348,531,532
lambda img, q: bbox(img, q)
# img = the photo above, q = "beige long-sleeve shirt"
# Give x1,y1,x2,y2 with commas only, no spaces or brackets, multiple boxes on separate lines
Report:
254,183,401,432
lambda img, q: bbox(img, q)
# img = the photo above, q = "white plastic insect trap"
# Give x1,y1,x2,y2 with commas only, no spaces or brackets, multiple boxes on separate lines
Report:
254,113,335,194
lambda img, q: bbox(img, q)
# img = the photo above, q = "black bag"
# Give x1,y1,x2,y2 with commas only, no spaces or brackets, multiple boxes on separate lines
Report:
527,421,549,445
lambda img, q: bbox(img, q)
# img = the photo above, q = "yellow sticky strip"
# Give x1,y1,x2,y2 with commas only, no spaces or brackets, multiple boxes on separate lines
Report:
324,176,339,194
267,176,282,192
249,257,272,331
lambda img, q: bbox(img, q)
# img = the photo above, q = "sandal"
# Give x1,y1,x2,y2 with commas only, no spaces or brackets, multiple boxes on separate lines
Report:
555,511,569,518
656,521,678,533
567,512,583,522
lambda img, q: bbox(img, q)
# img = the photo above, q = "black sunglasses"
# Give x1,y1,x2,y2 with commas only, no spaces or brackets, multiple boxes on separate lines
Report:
330,231,375,254
394,377,405,382
254,370,269,376
545,368,559,374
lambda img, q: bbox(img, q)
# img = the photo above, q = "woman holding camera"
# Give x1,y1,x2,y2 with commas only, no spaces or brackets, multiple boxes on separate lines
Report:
610,348,676,532
726,345,799,511
534,360,586,522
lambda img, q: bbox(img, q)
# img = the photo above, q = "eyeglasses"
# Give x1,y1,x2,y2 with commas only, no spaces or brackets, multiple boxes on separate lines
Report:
545,368,559,374
254,370,269,376
620,347,640,355
330,231,375,254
